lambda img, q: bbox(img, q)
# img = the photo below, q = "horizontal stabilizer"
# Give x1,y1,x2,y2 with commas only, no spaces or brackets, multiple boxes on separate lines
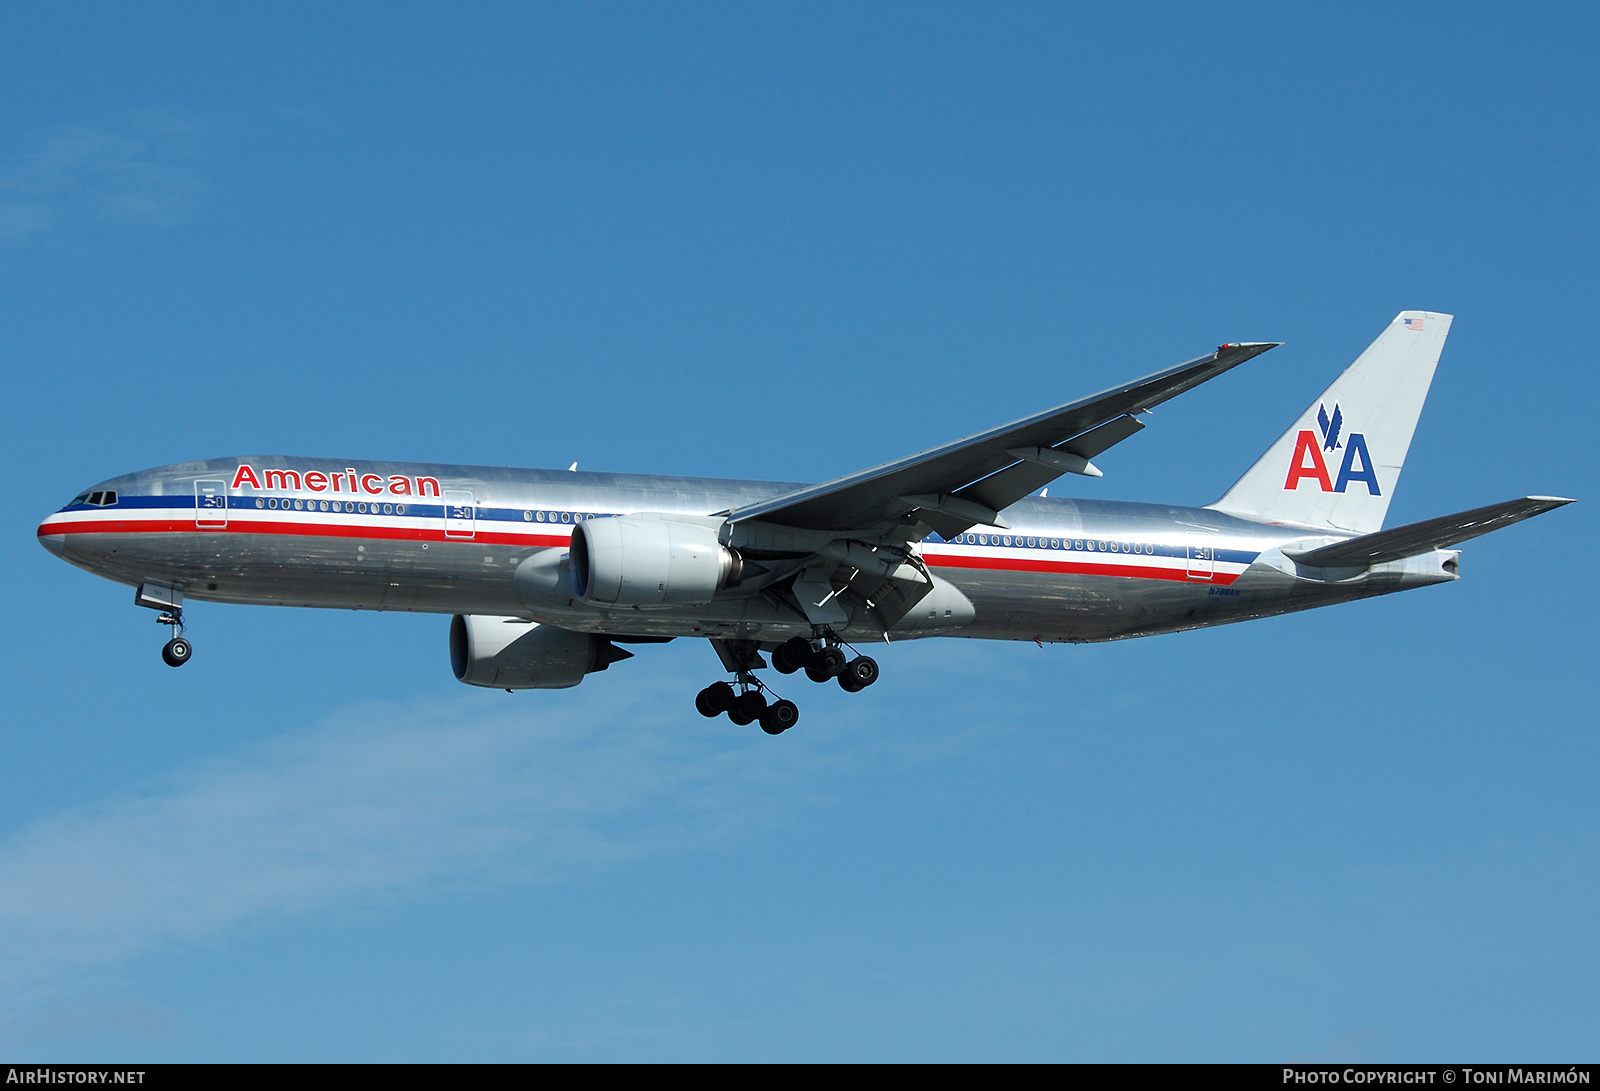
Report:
1287,496,1574,568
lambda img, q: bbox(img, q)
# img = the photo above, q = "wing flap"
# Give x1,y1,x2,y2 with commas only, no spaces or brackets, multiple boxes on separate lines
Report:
1287,496,1574,568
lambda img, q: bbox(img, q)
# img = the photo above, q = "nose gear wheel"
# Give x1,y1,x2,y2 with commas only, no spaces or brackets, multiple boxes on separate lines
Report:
156,610,192,668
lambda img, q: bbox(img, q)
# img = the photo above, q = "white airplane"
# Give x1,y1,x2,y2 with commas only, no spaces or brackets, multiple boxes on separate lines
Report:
37,312,1571,734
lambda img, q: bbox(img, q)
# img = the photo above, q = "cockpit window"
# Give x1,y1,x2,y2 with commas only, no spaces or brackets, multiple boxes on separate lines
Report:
71,493,90,506
72,491,118,508
88,492,104,505
101,491,117,505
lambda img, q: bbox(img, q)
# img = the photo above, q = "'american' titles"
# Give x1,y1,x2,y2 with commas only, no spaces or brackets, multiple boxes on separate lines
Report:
230,464,442,498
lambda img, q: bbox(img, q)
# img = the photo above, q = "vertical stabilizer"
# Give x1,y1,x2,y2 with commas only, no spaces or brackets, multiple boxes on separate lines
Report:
1208,311,1452,533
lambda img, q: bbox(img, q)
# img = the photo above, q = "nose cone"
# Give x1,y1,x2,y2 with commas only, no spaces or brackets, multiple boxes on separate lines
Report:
37,516,66,557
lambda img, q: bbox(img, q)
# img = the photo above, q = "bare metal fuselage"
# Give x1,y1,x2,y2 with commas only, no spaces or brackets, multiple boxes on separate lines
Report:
37,456,1459,647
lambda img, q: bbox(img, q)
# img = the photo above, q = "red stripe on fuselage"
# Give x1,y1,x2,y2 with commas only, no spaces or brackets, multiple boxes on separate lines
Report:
922,550,1241,585
37,516,574,550
39,518,1241,585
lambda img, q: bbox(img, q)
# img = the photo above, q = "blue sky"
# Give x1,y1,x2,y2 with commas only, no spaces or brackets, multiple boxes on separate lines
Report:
1,2,1595,1060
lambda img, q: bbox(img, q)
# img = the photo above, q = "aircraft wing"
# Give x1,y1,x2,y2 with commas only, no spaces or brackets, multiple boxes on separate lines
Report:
1288,495,1575,568
727,341,1280,539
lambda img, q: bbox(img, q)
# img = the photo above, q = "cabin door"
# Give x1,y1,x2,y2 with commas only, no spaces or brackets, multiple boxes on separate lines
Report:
444,490,476,539
195,479,228,529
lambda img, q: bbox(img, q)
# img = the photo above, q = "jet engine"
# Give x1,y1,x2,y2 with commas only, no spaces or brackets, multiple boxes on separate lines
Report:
449,614,633,689
568,514,742,608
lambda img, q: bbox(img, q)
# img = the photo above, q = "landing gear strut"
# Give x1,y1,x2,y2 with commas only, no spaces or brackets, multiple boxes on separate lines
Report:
697,639,800,734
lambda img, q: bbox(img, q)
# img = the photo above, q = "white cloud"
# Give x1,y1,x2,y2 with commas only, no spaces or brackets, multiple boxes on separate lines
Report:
0,687,873,1011
0,113,215,244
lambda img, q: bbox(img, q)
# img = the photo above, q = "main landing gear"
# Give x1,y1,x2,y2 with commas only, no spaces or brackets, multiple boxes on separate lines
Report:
695,679,800,735
158,610,192,667
695,633,879,735
771,636,879,694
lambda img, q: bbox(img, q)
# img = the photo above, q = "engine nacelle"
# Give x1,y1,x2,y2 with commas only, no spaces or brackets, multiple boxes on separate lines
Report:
569,514,742,607
449,614,631,689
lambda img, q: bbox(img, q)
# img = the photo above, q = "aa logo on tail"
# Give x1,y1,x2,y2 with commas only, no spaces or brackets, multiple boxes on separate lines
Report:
1284,402,1381,494
1316,403,1342,451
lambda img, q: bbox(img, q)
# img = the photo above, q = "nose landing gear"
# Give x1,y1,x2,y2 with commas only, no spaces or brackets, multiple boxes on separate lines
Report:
157,610,192,668
136,583,193,668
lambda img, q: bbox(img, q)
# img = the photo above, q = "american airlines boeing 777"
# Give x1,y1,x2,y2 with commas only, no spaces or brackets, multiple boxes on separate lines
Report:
37,312,1571,734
